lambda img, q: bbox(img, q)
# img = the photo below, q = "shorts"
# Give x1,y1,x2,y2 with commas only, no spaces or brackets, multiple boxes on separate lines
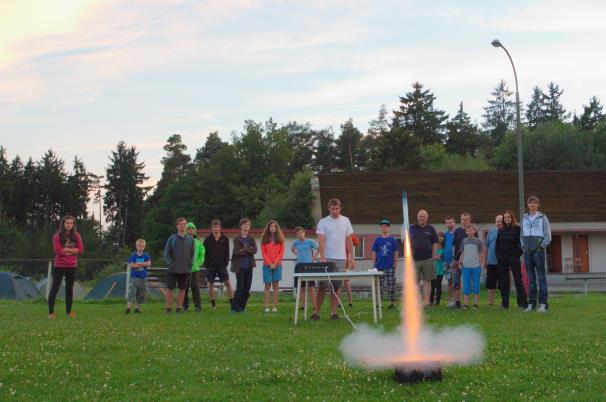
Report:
451,262,462,290
206,265,230,283
485,264,499,289
127,277,147,304
317,258,346,289
263,265,282,284
414,258,436,281
166,272,189,290
462,267,481,295
443,262,453,280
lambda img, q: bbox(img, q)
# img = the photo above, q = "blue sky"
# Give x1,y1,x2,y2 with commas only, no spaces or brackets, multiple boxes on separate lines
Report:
1,0,605,184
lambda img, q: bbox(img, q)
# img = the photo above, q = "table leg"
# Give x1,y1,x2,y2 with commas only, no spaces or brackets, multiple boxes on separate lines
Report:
371,274,377,324
376,277,383,320
294,277,302,325
304,281,309,320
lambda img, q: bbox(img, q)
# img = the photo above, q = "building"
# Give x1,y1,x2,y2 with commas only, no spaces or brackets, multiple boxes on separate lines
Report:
315,171,606,275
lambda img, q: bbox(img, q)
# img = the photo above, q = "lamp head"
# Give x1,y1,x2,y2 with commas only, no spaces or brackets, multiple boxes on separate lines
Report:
491,39,502,48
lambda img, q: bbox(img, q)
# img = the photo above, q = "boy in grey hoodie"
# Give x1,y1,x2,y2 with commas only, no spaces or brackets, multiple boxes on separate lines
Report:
521,196,551,312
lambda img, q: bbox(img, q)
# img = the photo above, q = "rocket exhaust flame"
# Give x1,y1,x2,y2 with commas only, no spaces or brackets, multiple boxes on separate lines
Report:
340,192,484,382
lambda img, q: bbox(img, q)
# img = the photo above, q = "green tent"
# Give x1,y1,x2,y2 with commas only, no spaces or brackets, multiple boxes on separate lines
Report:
0,272,42,300
85,272,165,301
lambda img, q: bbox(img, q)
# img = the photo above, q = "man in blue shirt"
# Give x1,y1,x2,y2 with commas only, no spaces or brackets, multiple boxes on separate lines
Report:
291,226,319,310
372,219,399,309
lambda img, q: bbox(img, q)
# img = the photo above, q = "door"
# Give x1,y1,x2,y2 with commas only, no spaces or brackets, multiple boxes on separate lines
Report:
546,235,562,273
572,235,589,273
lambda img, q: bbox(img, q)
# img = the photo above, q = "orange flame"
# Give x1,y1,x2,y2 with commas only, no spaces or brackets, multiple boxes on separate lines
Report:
402,230,421,354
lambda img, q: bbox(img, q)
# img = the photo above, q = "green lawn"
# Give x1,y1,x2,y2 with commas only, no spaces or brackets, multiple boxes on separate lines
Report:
1,293,605,401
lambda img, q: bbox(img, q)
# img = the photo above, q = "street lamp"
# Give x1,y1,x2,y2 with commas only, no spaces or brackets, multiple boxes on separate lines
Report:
491,39,525,222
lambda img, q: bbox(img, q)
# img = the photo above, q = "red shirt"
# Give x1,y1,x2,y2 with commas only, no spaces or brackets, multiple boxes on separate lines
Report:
53,232,84,268
261,241,284,266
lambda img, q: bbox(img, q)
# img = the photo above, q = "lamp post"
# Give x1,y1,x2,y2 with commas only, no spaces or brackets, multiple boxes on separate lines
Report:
491,39,525,221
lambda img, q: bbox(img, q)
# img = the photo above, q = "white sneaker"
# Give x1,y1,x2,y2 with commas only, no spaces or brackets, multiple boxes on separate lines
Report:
525,304,534,312
447,299,454,308
272,307,278,313
537,304,547,313
264,308,270,313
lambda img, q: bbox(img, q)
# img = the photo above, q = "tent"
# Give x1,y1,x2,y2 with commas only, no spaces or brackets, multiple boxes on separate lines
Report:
0,271,42,300
35,278,87,300
85,272,165,301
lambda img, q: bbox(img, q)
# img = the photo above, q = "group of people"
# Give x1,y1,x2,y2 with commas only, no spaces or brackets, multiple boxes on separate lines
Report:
409,195,551,312
47,195,552,319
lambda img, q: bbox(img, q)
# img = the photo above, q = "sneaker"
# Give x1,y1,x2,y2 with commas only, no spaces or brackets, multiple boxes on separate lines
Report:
525,304,534,312
211,300,217,310
125,308,131,314
264,308,270,313
271,307,278,313
67,312,76,318
194,308,201,313
311,313,320,321
175,308,183,314
48,313,57,319
537,304,547,313
462,305,469,310
134,309,141,314
473,304,478,310
330,314,340,320
388,303,396,310
348,303,353,308
165,308,172,314
447,299,454,308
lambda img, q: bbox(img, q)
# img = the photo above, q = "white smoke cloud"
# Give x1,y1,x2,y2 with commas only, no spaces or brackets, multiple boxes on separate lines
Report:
341,324,485,371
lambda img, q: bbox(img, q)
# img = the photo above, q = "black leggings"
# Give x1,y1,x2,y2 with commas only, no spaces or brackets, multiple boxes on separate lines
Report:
232,269,253,312
430,274,444,305
48,267,76,314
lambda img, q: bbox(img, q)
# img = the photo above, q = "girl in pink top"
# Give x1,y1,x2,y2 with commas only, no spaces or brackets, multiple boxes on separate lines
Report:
261,220,285,313
48,215,84,318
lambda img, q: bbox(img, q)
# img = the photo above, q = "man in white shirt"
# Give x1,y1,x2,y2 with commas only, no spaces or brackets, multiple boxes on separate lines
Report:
313,198,354,321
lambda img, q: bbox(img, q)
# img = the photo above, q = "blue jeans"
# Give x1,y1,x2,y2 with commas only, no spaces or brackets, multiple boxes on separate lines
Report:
525,249,548,307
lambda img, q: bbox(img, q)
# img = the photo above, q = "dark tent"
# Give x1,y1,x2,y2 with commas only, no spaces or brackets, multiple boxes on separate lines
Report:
0,271,42,300
35,278,87,300
85,272,165,301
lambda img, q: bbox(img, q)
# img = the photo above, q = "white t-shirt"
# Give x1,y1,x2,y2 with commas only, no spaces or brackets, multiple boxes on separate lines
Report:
316,215,354,260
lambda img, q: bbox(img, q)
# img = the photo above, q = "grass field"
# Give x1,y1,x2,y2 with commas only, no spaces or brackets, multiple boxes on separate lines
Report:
1,293,605,401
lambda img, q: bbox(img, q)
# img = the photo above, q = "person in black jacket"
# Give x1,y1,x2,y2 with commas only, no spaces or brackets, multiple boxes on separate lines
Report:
495,211,528,309
204,219,233,310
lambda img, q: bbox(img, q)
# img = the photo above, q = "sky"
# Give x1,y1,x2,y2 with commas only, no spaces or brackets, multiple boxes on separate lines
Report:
2,0,606,185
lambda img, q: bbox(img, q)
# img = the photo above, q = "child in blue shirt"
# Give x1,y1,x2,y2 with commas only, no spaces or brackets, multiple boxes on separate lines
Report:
126,239,151,314
371,219,399,309
291,226,319,310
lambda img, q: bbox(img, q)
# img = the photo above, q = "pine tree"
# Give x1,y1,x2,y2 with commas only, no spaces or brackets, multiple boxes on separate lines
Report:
104,141,150,247
482,80,516,146
446,102,480,155
543,82,569,122
394,82,448,145
525,86,548,129
573,96,605,131
335,118,365,171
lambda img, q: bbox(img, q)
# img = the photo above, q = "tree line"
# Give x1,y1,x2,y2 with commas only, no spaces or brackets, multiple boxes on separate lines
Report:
1,80,606,259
